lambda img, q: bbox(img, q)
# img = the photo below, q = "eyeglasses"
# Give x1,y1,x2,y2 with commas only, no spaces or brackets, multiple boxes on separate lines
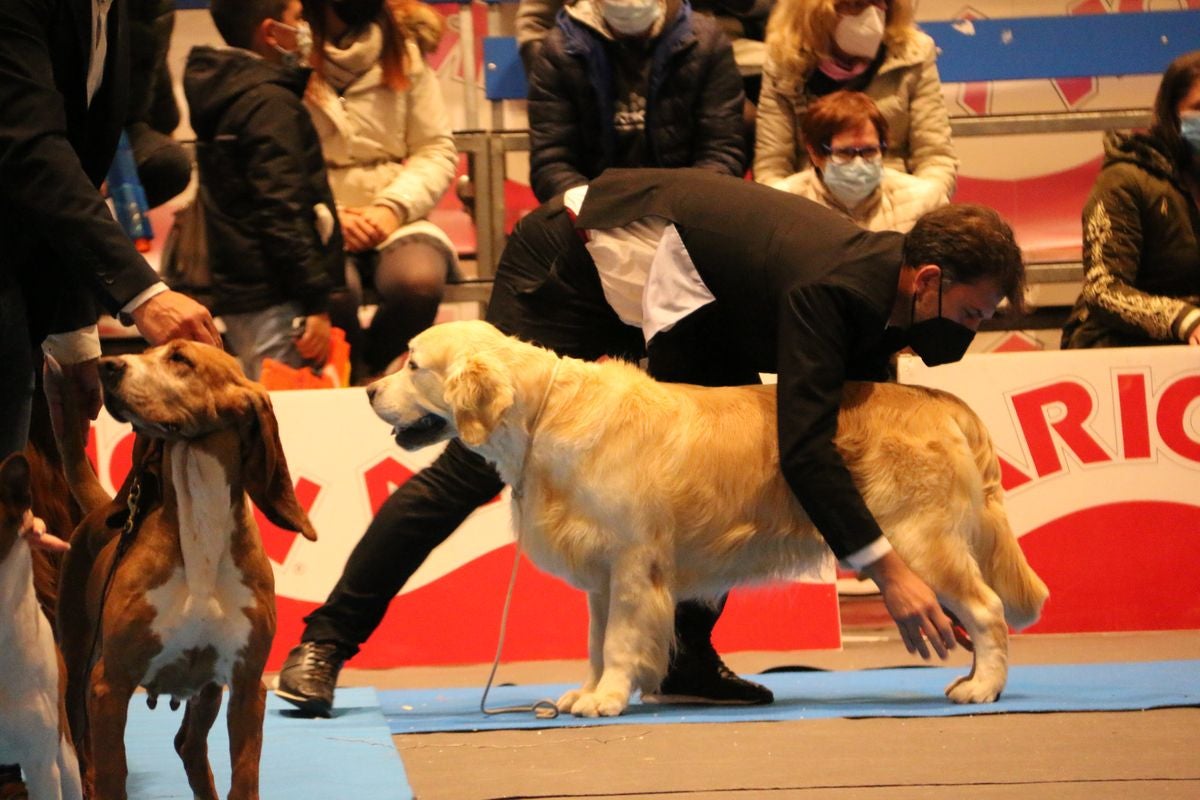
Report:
820,143,886,164
834,0,887,15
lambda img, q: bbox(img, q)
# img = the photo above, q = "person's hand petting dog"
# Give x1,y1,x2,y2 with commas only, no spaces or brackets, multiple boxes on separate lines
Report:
131,290,222,347
863,550,957,660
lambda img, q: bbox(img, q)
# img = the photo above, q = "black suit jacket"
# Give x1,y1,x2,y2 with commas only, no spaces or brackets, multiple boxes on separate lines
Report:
0,0,160,342
576,168,908,562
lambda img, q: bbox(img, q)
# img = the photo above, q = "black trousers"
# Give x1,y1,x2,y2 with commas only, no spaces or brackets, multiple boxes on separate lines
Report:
302,201,730,659
0,284,35,461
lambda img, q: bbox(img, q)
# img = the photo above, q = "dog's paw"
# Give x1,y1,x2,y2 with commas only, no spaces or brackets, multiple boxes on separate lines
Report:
556,689,585,713
557,689,628,717
944,674,1003,704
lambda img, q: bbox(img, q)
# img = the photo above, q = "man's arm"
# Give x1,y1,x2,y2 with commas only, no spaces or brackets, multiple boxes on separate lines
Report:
0,1,159,312
776,285,956,658
0,2,218,347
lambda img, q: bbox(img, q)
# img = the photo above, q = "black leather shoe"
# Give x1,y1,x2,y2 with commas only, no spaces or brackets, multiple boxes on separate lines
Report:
273,641,348,718
645,647,774,706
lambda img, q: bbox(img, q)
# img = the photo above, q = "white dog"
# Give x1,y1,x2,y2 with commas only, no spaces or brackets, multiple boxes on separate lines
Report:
369,320,1049,717
0,453,83,800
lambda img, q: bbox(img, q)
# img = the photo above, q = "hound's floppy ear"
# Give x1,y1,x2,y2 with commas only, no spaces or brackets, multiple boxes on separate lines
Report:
443,352,514,446
239,385,318,541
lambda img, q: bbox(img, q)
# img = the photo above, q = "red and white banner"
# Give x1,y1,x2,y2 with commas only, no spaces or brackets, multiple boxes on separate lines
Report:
87,388,840,670
900,346,1200,633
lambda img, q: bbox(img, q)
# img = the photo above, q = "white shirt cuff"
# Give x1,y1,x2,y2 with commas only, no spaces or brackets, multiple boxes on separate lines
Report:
840,537,894,571
120,281,169,316
42,326,102,364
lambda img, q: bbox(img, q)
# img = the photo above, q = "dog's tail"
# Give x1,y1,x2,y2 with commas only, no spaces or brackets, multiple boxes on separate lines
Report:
950,397,1049,630
44,357,112,516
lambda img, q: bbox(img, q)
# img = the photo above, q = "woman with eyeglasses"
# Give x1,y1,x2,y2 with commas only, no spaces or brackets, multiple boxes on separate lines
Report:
753,0,956,198
771,90,947,231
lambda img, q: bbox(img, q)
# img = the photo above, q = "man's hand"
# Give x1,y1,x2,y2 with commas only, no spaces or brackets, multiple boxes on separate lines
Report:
295,313,332,366
18,509,70,553
43,356,101,443
131,290,221,347
861,550,956,660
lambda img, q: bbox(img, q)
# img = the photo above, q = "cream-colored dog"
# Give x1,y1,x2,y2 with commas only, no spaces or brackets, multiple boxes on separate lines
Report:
369,320,1049,717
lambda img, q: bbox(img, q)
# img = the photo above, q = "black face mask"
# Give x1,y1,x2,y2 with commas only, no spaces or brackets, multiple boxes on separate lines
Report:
906,275,976,367
332,0,383,28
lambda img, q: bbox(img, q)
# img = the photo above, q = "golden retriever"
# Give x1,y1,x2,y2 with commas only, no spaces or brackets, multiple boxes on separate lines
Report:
368,320,1048,717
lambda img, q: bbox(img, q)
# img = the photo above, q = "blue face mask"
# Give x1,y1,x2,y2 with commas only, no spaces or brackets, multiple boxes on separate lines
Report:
1181,112,1200,154
821,158,882,209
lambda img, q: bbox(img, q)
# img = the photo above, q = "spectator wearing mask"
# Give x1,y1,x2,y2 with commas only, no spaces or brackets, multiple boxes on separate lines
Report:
184,0,346,381
771,90,946,232
526,0,747,203
1062,50,1200,349
302,0,459,380
754,0,956,197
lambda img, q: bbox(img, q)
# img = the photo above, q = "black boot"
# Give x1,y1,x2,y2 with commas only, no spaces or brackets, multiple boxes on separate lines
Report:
273,641,350,718
646,599,774,706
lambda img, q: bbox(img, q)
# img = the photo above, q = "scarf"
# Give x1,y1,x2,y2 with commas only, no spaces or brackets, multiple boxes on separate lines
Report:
321,23,385,93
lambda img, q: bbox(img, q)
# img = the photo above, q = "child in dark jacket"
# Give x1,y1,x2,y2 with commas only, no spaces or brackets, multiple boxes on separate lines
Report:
184,0,344,380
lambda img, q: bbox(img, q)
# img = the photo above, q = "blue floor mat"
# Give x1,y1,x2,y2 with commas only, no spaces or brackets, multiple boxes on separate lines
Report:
123,686,412,799
381,660,1200,735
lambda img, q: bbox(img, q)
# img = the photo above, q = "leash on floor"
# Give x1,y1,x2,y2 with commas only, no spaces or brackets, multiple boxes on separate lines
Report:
480,359,561,721
479,535,559,720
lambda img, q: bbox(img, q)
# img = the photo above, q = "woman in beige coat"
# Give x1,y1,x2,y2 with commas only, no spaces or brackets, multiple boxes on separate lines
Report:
304,0,458,377
754,0,956,197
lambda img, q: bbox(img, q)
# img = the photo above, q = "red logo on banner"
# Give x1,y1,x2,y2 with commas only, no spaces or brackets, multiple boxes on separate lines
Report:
998,372,1200,489
363,457,415,514
256,477,323,565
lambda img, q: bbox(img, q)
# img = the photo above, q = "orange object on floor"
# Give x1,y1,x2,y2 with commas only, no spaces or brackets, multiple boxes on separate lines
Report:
259,327,351,390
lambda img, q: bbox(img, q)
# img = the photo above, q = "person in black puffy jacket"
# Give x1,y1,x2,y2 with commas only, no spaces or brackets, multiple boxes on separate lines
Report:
527,0,746,202
184,0,345,380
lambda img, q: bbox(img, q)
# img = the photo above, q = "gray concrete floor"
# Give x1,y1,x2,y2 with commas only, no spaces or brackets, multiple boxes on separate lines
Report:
314,595,1200,800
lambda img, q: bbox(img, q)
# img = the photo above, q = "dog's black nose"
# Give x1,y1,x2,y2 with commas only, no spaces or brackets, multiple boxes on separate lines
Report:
365,383,379,402
98,357,126,383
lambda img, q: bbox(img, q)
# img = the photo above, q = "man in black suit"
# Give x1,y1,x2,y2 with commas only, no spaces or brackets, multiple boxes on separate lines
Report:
275,168,1026,717
0,1,223,790
0,0,222,464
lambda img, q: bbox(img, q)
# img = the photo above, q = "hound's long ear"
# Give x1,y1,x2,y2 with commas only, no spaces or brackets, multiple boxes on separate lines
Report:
239,386,318,541
443,352,514,446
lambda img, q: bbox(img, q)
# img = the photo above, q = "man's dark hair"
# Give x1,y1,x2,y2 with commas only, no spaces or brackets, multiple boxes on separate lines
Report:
1150,50,1200,169
904,203,1026,311
210,0,290,50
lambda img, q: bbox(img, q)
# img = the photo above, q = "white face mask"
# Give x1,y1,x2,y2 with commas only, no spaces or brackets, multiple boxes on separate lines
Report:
271,20,313,67
822,157,883,208
834,5,885,60
600,0,662,36
1182,111,1200,154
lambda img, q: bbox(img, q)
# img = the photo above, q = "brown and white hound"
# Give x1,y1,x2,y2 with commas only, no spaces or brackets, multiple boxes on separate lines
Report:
50,341,317,800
